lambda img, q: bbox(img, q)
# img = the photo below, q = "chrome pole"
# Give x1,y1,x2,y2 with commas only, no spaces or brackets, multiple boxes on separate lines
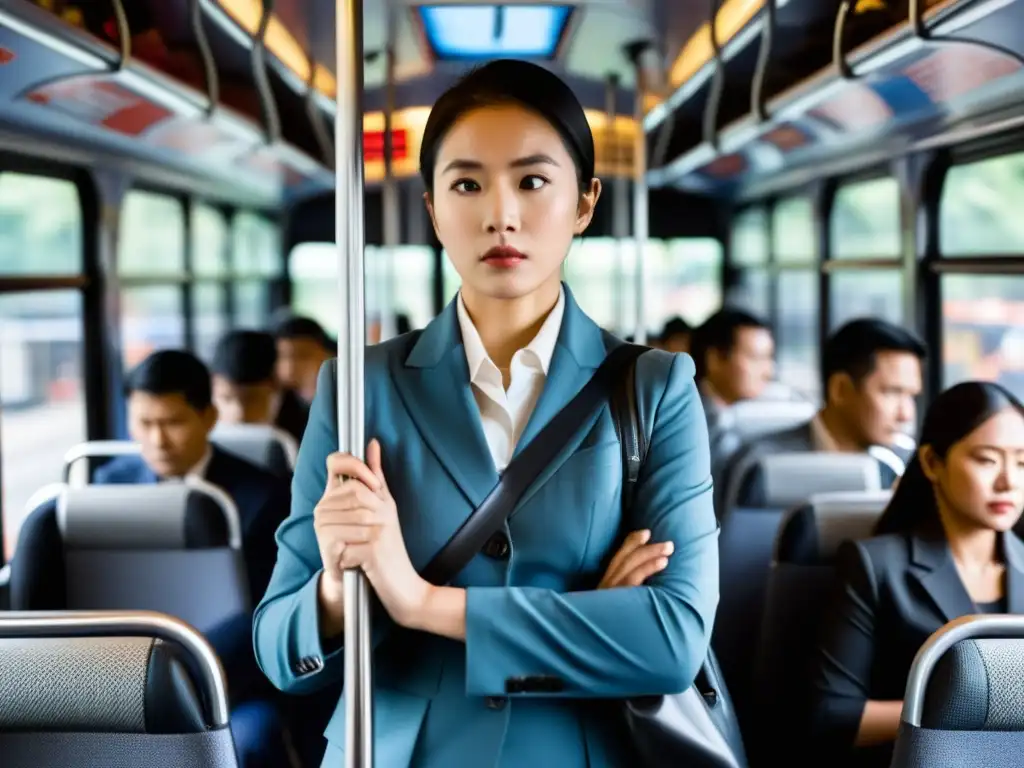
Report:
336,1,373,766
631,59,648,345
381,0,399,340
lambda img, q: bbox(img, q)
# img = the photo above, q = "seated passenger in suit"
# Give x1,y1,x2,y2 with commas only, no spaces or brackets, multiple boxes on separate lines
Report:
95,349,291,768
808,381,1024,768
690,308,775,468
211,329,309,444
726,318,925,507
272,315,336,406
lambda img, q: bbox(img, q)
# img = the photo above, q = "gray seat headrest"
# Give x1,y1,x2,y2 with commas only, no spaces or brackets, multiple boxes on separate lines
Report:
210,423,297,475
727,400,818,444
57,483,241,550
759,452,882,509
924,638,1024,731
0,636,206,733
776,490,892,564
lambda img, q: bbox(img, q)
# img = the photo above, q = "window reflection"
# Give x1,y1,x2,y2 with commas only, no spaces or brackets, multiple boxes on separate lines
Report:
0,291,86,560
942,274,1024,399
832,177,900,259
772,197,816,264
775,270,820,399
119,192,185,276
0,174,82,276
193,284,228,362
941,153,1024,256
730,207,769,266
121,286,185,370
829,271,903,329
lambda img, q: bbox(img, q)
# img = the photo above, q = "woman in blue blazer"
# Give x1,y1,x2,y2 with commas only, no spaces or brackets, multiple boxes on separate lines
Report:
253,59,719,767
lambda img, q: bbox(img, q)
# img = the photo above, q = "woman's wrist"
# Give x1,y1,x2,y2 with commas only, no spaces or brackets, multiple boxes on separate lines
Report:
403,582,468,641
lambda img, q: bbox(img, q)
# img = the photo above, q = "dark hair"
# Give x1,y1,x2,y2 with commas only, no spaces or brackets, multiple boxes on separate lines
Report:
272,315,334,350
874,381,1024,535
822,318,926,399
211,330,277,385
125,350,212,411
691,308,771,381
395,313,412,335
419,59,596,194
660,316,692,340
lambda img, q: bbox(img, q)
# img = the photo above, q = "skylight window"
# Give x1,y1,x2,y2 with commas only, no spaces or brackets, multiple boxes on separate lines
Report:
417,5,574,60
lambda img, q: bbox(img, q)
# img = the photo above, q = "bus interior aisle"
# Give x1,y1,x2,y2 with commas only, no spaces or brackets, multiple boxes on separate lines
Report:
2,0,1024,767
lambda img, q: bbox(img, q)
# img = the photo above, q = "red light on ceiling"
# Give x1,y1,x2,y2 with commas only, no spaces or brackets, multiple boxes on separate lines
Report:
364,129,408,162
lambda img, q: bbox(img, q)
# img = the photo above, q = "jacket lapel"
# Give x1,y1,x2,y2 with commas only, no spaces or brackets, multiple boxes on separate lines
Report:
1003,532,1024,614
909,527,976,623
508,286,610,512
390,299,499,509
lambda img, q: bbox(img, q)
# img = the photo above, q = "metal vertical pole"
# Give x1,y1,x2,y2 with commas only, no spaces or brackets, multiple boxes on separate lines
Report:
336,1,373,766
631,57,649,344
606,74,628,337
381,1,399,340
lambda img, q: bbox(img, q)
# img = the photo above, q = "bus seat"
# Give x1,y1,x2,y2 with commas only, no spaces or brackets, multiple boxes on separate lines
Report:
62,441,140,486
751,491,890,763
210,423,298,478
753,452,883,510
710,399,818,482
9,482,250,636
893,616,1024,768
0,610,238,768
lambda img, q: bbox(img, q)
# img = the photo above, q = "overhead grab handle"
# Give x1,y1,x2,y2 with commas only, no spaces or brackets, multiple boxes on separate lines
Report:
252,0,282,144
190,0,220,115
305,51,334,168
703,0,725,152
751,0,776,122
833,0,855,80
908,0,1024,65
110,0,130,69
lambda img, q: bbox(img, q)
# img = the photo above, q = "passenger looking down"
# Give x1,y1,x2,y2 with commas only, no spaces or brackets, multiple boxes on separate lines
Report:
272,314,336,405
690,308,775,463
212,329,310,443
658,315,692,354
94,350,291,768
727,318,925,507
809,381,1024,768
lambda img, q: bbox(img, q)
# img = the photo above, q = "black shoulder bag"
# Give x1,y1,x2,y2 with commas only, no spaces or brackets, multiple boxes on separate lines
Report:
422,344,747,768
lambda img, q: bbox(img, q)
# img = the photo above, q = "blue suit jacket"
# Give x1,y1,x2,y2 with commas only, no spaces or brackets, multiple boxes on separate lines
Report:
253,287,720,767
96,445,290,700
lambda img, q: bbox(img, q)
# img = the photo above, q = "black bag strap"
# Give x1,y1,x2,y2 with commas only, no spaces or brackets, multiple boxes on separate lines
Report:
421,342,650,586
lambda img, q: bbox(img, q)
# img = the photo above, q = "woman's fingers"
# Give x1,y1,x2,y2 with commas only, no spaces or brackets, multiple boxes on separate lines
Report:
602,540,673,588
325,452,382,493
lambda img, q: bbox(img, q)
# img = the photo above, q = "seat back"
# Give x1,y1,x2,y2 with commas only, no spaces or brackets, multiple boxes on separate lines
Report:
210,423,297,478
753,491,890,763
10,482,249,635
893,615,1024,767
0,610,237,768
757,453,883,509
63,441,140,486
728,399,817,444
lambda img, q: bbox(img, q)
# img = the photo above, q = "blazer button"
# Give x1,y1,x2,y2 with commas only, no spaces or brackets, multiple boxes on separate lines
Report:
482,532,510,560
485,696,507,710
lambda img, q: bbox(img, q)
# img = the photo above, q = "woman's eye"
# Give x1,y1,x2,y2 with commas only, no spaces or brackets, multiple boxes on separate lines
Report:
451,179,480,193
521,175,547,190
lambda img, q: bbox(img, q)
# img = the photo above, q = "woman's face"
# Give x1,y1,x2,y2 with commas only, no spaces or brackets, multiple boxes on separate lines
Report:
924,407,1024,532
426,103,600,302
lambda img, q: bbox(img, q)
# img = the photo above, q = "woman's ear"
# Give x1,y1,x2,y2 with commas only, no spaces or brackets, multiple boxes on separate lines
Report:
919,444,942,483
574,178,602,235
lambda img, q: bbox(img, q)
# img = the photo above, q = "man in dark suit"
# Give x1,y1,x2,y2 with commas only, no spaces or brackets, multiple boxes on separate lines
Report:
725,318,926,509
95,349,290,768
690,308,776,471
210,329,309,444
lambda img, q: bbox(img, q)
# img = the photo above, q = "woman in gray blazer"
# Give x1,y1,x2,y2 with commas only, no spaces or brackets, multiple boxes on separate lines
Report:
810,381,1024,767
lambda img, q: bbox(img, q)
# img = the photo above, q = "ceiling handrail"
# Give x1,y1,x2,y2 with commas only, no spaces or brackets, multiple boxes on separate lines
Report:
190,0,220,115
251,0,282,145
751,0,776,122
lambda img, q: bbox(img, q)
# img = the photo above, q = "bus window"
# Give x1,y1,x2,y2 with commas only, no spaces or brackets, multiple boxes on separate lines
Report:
831,177,900,259
192,205,230,361
233,212,279,328
729,206,770,318
773,196,819,398
941,152,1024,256
942,274,1024,400
830,271,903,329
0,174,81,275
119,191,186,368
